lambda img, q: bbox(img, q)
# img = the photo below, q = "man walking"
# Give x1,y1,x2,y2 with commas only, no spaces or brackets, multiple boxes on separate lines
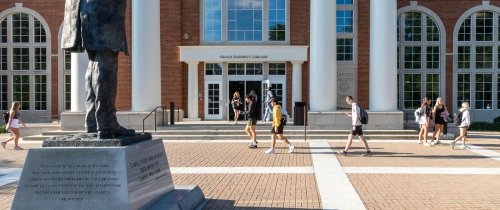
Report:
337,96,371,156
243,95,259,148
265,98,294,154
262,87,276,122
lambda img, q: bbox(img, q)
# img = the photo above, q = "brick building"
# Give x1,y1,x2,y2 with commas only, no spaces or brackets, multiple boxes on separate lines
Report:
0,0,499,124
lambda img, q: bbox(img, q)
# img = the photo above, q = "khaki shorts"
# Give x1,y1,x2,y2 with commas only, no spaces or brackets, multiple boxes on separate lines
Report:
247,118,257,126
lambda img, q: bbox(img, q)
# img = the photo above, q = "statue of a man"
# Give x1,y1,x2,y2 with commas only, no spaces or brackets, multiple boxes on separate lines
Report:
61,0,135,139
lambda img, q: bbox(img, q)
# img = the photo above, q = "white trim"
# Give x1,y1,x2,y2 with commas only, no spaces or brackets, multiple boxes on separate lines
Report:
179,45,308,62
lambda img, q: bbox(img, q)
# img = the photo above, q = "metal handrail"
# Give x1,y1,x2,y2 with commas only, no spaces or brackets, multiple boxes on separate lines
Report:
142,105,166,133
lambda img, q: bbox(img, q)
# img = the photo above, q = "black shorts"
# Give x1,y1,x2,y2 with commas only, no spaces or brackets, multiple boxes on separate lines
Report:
351,125,363,136
271,125,284,134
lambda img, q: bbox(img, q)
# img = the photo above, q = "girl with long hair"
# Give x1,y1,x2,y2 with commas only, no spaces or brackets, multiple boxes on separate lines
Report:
2,101,26,150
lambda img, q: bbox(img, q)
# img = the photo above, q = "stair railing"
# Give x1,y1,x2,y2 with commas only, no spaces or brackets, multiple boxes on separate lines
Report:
142,105,167,133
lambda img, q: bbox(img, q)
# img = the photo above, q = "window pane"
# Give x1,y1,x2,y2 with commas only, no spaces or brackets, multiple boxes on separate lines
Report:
426,46,439,69
246,63,262,75
475,74,492,109
0,18,7,43
35,75,47,110
13,75,29,110
476,46,493,69
336,10,353,33
203,0,222,41
65,51,72,70
227,0,263,41
35,48,47,70
404,46,421,69
458,16,471,41
458,46,470,69
12,13,29,43
268,0,286,41
426,74,439,102
336,0,353,5
65,74,71,110
404,12,422,42
269,63,285,75
0,48,7,70
34,19,46,43
476,11,493,41
337,38,353,61
205,63,222,75
0,75,7,110
207,84,220,114
426,17,439,41
13,48,29,71
403,74,422,109
457,74,471,108
228,63,245,75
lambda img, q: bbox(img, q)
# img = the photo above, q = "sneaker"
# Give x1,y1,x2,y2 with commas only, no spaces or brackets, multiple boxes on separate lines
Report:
449,141,455,149
288,144,295,153
418,141,423,144
430,141,436,146
248,144,258,149
460,145,466,150
1,141,6,149
423,143,432,147
336,150,348,156
362,151,372,156
435,140,441,145
265,148,275,154
14,146,23,150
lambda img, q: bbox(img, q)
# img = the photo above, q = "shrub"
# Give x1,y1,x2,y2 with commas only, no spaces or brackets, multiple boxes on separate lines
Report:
468,122,500,131
494,116,500,124
0,124,7,133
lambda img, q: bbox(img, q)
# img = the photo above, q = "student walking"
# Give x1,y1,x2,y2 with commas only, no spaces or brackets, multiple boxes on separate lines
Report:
450,102,471,150
337,96,371,156
242,95,259,148
231,91,242,124
265,98,294,154
418,97,432,146
430,97,449,145
2,101,26,150
262,87,276,122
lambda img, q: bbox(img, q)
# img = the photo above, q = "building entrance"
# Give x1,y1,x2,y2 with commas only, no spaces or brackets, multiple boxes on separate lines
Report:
228,81,262,121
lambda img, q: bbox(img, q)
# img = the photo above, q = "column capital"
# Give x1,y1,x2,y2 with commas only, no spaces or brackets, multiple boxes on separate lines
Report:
186,61,200,66
291,61,304,65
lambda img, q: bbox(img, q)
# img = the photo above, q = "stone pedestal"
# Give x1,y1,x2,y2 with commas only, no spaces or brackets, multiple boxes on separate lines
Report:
308,111,404,130
12,137,205,210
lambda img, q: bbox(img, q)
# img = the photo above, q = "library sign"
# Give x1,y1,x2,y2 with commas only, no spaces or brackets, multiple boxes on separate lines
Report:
220,55,269,59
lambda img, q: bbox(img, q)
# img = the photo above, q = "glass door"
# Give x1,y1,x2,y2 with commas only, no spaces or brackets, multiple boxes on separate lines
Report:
205,82,222,120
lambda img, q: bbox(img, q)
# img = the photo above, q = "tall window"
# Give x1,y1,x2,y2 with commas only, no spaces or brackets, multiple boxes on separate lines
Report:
398,10,442,109
228,63,262,75
0,12,50,113
456,10,500,111
337,1,355,61
202,0,288,43
269,63,285,75
64,52,71,110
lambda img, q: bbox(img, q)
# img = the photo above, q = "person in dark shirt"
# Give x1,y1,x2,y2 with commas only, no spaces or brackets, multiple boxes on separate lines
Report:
242,95,258,148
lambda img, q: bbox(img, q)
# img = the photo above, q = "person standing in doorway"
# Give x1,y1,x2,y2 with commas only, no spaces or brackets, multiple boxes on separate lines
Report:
337,96,371,156
265,98,294,154
263,87,276,122
242,95,259,148
450,102,471,150
231,91,242,124
2,102,26,150
430,97,448,145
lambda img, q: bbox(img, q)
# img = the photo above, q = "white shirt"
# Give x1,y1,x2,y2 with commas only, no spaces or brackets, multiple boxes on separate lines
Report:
351,103,361,126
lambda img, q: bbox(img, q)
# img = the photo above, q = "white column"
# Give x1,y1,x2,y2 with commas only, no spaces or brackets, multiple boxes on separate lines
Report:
310,0,337,111
370,0,398,111
70,52,87,112
131,0,161,111
292,61,303,106
187,61,200,119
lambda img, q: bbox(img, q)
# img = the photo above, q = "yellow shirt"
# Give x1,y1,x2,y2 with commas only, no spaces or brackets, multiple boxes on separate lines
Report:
272,105,282,128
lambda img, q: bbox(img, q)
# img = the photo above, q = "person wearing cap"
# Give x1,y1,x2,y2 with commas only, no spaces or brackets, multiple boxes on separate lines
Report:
265,98,295,154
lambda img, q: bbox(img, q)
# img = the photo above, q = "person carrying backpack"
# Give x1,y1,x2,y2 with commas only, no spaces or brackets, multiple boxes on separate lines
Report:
264,98,294,154
450,102,471,150
418,97,432,146
337,96,371,156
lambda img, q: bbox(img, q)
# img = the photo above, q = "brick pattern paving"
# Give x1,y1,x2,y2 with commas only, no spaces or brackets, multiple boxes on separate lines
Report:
166,142,312,167
173,174,321,209
330,142,500,168
469,139,500,152
0,182,16,210
349,174,500,209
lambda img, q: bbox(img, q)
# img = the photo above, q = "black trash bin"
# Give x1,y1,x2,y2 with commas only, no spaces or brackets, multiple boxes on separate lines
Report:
294,102,307,126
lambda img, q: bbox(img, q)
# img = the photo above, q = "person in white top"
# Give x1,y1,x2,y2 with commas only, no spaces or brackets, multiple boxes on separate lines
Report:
450,102,471,150
337,96,371,156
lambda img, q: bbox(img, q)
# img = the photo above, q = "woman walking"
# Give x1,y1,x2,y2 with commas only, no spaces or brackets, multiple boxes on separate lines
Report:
418,97,432,146
430,97,449,145
231,91,242,124
450,102,471,150
2,101,26,150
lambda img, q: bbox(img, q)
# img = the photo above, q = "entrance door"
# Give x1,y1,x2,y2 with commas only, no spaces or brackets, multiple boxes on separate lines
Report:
228,81,262,121
205,82,222,119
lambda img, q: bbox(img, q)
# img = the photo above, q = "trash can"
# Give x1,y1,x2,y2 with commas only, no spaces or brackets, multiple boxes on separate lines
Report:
294,102,307,125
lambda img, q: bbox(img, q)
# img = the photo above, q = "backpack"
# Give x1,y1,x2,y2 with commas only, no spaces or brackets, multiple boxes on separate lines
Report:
414,107,422,122
358,105,368,124
453,111,463,126
3,112,9,124
280,114,287,126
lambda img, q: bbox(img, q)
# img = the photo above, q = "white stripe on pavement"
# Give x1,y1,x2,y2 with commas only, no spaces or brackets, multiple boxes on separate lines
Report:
309,141,366,210
170,167,314,174
467,145,500,162
344,167,500,174
0,168,22,187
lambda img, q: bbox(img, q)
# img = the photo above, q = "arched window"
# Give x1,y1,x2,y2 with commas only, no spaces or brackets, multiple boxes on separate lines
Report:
455,10,499,111
397,8,445,110
0,7,51,122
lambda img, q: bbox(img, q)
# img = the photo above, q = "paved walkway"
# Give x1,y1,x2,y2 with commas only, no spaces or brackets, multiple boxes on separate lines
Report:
1,132,500,209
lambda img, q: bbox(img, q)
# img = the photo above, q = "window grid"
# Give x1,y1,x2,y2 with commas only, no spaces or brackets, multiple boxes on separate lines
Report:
228,63,245,75
65,51,71,70
426,16,439,41
458,46,471,69
426,74,440,102
35,48,46,71
205,63,222,75
0,48,7,70
458,16,471,41
270,83,283,105
65,74,71,110
207,84,220,115
227,0,263,41
337,10,353,33
457,74,471,107
34,19,46,43
203,0,222,42
426,46,439,69
476,46,493,69
12,13,29,43
336,0,353,5
476,11,493,42
337,38,353,61
404,12,422,42
35,75,47,110
245,63,263,75
0,75,7,110
269,63,285,75
13,75,29,110
13,48,29,71
268,0,286,41
475,74,492,109
0,19,6,43
403,74,422,109
404,46,421,69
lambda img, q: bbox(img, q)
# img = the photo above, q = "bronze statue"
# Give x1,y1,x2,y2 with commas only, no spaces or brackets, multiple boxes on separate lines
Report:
61,0,135,139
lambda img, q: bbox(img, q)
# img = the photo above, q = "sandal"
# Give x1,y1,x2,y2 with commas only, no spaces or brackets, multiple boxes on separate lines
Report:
14,146,23,150
1,141,6,149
